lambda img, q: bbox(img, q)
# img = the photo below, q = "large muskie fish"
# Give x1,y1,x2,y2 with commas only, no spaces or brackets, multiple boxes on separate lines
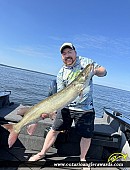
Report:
2,63,94,148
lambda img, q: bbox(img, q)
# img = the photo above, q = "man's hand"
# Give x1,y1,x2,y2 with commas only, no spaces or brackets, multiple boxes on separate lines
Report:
48,112,57,120
41,112,57,120
93,66,107,77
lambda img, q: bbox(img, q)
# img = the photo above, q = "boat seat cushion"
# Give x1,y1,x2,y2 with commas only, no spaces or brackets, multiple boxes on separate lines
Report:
94,124,119,137
0,104,26,122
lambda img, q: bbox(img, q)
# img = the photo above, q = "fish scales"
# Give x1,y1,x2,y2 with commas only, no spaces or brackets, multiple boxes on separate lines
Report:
1,63,94,148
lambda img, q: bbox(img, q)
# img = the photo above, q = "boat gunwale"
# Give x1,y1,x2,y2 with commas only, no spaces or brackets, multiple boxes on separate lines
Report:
104,107,130,129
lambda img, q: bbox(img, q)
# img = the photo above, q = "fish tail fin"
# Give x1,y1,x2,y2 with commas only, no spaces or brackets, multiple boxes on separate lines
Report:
1,124,19,148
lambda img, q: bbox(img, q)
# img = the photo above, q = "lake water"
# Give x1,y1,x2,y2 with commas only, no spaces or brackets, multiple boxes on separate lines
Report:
0,64,130,118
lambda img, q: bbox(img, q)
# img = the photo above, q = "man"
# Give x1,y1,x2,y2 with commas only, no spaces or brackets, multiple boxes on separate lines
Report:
28,43,107,169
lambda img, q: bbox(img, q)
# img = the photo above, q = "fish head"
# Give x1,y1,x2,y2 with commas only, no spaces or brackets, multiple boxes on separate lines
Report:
76,63,94,86
72,63,94,94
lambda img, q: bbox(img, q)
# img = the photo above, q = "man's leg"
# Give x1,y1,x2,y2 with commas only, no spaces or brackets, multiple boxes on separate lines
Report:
28,129,60,161
29,108,72,161
74,110,95,170
80,137,91,170
80,137,91,161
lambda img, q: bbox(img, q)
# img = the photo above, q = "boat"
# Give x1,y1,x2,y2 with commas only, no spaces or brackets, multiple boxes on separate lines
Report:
0,90,12,108
0,81,130,170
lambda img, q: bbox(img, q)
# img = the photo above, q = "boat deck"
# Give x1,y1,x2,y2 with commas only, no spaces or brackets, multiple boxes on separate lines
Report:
0,145,119,170
0,104,127,170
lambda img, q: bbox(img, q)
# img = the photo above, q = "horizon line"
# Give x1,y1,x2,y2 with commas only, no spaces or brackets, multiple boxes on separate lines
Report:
0,63,130,92
0,63,56,77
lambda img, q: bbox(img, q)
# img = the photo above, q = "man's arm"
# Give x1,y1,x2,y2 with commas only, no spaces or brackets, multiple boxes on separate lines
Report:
94,66,107,77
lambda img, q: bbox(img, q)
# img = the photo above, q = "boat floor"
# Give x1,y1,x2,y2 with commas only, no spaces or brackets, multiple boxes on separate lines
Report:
0,139,120,170
0,146,119,170
0,104,123,170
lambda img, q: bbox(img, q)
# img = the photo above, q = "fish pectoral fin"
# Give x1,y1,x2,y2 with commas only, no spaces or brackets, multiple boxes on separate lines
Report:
1,123,19,148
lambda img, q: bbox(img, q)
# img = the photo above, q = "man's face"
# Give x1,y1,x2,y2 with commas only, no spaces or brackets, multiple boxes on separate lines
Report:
61,48,76,66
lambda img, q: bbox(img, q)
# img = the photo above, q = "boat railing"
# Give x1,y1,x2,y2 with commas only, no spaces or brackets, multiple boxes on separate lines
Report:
103,107,130,129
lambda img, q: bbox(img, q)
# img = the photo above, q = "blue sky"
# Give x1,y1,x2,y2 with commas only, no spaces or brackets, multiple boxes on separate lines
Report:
0,0,130,91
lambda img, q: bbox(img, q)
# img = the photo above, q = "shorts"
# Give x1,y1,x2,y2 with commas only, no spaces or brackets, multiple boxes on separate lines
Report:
52,108,95,138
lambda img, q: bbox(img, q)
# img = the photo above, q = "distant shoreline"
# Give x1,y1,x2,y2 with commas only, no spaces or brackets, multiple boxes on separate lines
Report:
0,63,56,77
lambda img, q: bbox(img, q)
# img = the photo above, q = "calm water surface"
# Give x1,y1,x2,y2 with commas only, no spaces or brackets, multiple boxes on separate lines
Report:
0,65,130,117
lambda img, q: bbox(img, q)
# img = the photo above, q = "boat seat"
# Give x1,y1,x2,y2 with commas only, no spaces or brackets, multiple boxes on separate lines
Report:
0,104,22,122
94,123,117,136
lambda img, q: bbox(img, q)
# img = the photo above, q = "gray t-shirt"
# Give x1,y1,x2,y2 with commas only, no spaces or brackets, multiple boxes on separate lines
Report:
57,56,101,111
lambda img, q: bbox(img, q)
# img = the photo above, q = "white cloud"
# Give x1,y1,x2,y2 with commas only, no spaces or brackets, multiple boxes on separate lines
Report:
7,46,54,59
73,34,130,57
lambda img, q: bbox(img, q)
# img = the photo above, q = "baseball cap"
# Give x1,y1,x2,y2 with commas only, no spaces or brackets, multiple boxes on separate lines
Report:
60,42,75,53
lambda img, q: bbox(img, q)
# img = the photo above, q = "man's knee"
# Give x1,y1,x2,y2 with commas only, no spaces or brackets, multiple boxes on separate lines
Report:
81,137,91,143
50,129,60,136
